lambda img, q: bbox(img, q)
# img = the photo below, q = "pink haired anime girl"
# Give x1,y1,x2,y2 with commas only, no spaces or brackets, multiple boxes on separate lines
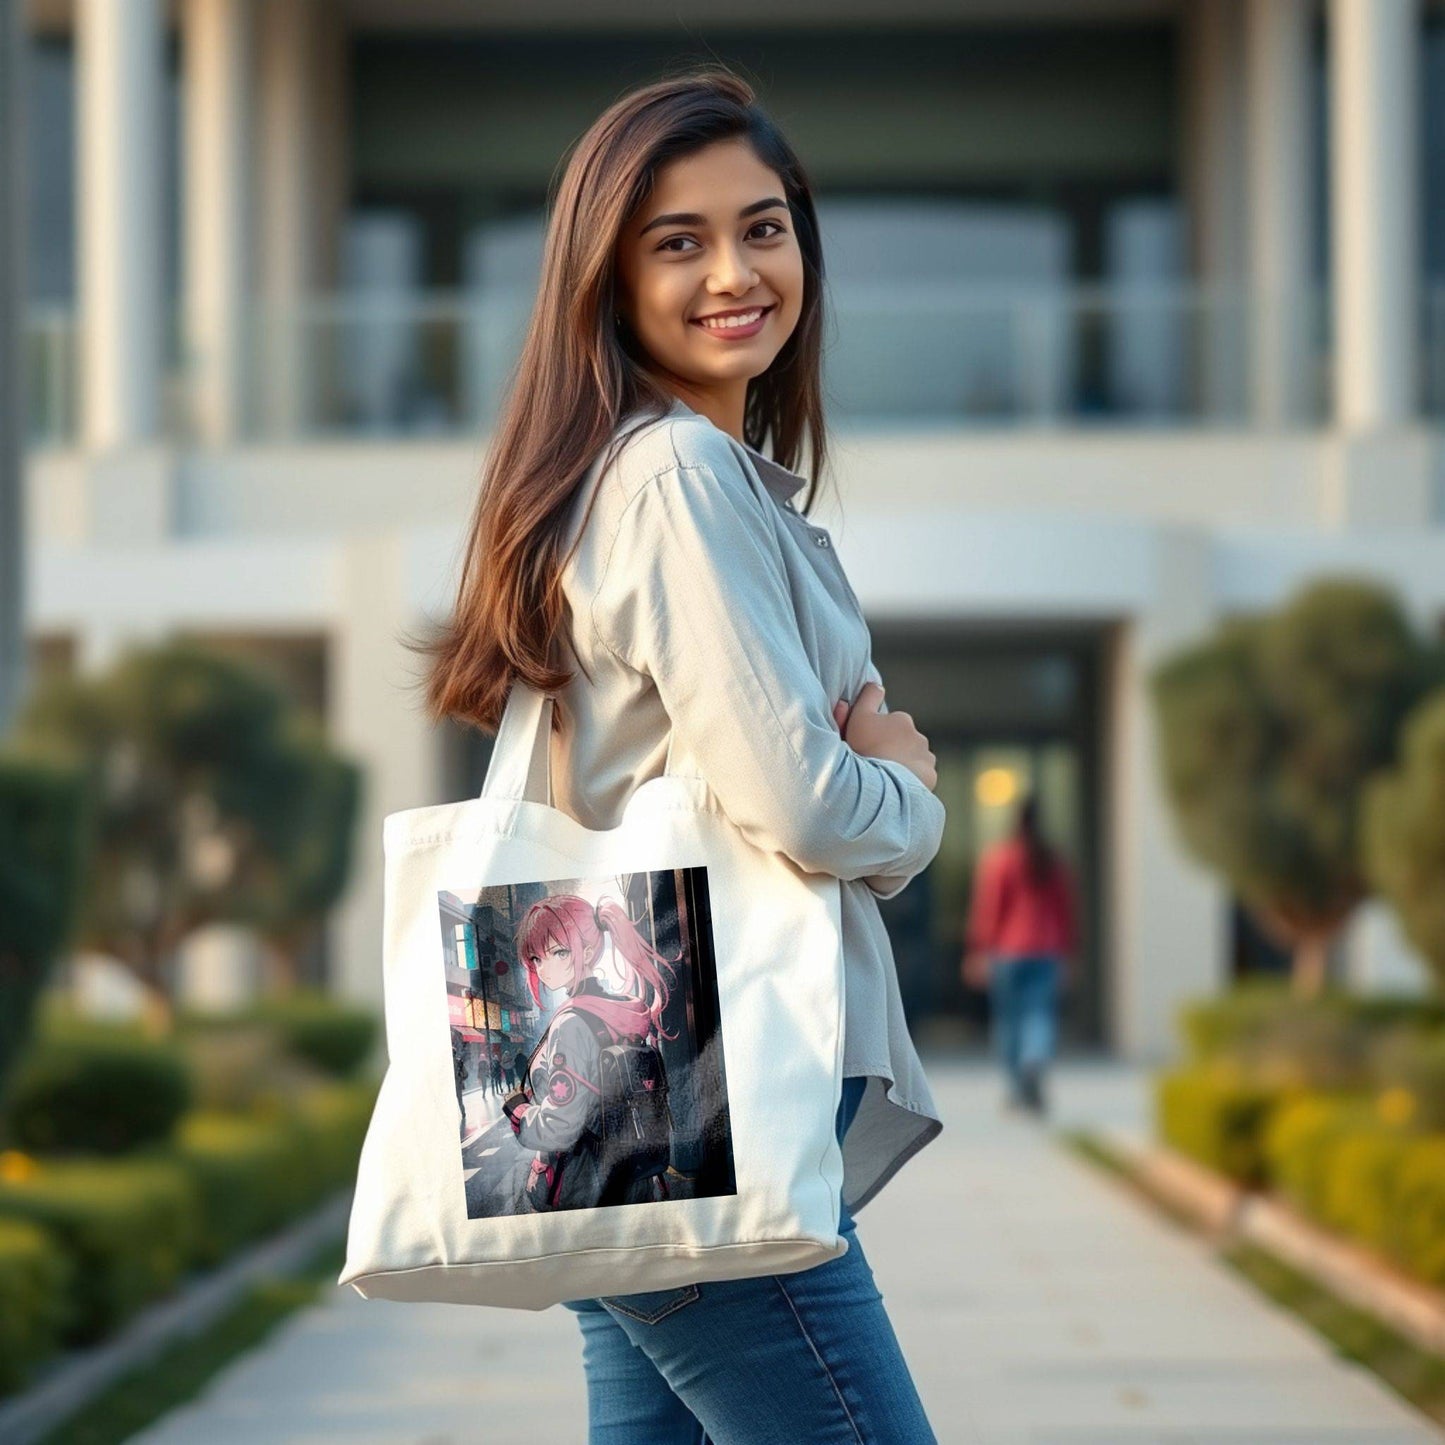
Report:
501,891,684,1211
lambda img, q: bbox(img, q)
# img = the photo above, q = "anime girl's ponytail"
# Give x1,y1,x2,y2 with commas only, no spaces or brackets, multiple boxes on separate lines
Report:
593,895,684,1044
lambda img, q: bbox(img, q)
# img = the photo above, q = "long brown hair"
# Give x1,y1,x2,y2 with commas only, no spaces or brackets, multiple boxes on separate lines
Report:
1017,794,1059,886
406,64,831,737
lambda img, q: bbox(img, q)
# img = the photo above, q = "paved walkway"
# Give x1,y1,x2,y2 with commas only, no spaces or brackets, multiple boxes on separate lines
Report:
132,1060,1442,1444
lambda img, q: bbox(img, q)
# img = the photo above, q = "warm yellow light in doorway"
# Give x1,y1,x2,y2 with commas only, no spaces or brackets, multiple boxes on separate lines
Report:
975,767,1020,809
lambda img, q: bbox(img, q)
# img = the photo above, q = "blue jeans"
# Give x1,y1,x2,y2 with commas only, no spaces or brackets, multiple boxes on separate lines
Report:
988,953,1061,1097
559,1075,936,1443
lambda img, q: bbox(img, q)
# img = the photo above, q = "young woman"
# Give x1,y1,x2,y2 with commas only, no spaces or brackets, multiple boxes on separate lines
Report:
416,64,945,1444
503,892,681,1212
963,793,1079,1116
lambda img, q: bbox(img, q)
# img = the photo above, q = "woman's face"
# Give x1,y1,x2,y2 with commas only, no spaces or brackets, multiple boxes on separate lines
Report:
615,136,804,420
532,936,573,993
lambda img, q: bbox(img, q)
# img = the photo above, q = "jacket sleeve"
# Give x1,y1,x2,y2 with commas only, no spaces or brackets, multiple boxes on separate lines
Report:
966,850,1004,954
853,655,938,900
515,1014,600,1154
590,458,946,887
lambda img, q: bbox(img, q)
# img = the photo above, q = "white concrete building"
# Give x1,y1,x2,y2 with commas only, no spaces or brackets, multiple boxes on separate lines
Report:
17,0,1445,1058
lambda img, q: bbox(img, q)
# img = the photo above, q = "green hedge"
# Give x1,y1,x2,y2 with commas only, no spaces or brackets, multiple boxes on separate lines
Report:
0,1216,70,1393
1177,987,1445,1093
1388,1139,1445,1287
0,1157,198,1345
1260,1093,1376,1219
0,1032,192,1155
1322,1128,1418,1255
180,993,377,1080
162,1112,312,1268
160,1079,375,1267
1154,1064,1293,1185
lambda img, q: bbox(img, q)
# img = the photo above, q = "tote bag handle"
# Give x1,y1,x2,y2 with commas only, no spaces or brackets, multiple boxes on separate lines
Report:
479,680,696,805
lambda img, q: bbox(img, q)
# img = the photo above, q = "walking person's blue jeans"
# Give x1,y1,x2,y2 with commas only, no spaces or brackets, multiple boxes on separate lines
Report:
560,1074,937,1443
988,952,1061,1101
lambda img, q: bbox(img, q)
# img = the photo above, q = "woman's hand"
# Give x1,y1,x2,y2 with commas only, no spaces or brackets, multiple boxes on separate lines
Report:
833,681,937,791
960,950,991,990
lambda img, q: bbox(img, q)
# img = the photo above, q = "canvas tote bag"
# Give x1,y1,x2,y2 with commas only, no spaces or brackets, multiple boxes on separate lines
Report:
338,678,848,1309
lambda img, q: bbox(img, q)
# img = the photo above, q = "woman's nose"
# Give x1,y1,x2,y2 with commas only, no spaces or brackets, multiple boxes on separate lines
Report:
709,245,757,293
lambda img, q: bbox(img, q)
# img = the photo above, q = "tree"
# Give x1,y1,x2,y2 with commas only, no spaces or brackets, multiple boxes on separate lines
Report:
8,639,363,1024
230,715,363,993
1151,578,1442,997
0,756,89,1089
1361,692,1445,992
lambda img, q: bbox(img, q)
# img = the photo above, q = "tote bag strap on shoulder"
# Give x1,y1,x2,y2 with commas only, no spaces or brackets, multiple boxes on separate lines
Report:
478,680,701,804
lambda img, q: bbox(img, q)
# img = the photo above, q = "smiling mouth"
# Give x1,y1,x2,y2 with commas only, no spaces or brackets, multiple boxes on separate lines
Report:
691,303,776,332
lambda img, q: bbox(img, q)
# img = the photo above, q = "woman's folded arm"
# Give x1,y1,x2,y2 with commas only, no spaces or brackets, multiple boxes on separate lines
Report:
590,458,945,888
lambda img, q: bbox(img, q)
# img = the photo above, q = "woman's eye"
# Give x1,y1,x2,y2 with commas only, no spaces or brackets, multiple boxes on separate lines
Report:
656,220,786,254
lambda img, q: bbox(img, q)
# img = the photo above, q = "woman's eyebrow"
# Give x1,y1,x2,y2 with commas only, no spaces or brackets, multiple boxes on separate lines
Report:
639,195,787,236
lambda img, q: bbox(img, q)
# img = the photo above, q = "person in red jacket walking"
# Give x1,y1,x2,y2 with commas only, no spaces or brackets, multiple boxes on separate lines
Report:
962,793,1078,1115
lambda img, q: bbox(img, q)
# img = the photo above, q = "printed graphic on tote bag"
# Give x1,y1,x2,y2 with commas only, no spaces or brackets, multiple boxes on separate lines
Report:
438,867,736,1218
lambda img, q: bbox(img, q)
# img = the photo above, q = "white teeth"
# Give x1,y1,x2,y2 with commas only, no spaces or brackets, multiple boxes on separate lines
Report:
698,309,764,330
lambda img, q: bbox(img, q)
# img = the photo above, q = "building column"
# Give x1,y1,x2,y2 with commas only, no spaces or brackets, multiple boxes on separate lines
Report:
182,0,252,445
1109,529,1225,1062
1182,0,1247,420
256,0,326,437
77,0,163,450
329,534,446,1014
1244,0,1315,427
1329,0,1420,430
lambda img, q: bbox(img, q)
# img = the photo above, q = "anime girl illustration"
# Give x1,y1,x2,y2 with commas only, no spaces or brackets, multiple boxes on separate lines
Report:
501,891,685,1212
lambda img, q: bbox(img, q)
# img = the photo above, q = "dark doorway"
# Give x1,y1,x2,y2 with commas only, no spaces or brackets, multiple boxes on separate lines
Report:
869,620,1109,1053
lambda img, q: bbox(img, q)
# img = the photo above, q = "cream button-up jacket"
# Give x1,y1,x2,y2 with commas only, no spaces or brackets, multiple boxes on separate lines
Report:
553,394,945,1213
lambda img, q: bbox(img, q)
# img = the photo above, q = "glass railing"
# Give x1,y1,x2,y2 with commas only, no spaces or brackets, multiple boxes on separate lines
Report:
25,305,78,447
22,281,1353,446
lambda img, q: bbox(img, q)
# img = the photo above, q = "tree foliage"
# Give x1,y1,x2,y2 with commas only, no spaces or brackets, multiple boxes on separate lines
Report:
8,640,363,1012
1362,692,1445,990
1150,578,1443,991
0,756,90,1088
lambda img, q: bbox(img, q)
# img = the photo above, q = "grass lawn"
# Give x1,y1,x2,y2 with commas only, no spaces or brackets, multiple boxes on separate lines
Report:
39,1237,347,1445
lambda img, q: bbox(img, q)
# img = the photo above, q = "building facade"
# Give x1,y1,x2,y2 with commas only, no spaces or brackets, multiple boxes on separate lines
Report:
18,0,1445,1059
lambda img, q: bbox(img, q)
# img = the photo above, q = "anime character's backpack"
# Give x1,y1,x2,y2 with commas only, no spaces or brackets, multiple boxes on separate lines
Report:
576,1014,674,1205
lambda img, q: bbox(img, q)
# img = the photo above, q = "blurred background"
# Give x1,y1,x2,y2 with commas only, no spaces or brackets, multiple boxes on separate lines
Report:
6,0,1445,1437
7,0,1444,1053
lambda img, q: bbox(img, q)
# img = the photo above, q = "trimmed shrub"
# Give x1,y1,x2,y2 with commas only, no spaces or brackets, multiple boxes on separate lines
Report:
1322,1126,1417,1255
164,1111,311,1266
0,1157,198,1344
0,1215,70,1394
290,1077,378,1189
1388,1139,1445,1287
1177,983,1295,1063
256,993,377,1078
1373,1029,1445,1131
0,1032,191,1155
160,1078,377,1267
1261,1093,1375,1220
174,1020,288,1112
1154,1064,1291,1185
181,992,378,1080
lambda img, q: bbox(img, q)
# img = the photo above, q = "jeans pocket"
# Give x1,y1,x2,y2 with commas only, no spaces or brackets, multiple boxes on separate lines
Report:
599,1283,701,1324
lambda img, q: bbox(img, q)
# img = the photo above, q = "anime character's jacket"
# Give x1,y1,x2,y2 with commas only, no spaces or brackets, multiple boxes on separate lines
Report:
508,982,656,1208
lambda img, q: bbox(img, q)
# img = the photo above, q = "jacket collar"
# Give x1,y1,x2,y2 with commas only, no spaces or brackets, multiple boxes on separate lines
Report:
664,395,808,505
